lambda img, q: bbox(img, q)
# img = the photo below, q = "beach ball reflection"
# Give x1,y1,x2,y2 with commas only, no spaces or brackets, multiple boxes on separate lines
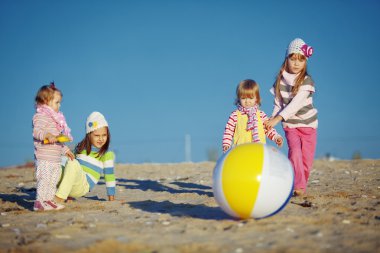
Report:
213,143,294,219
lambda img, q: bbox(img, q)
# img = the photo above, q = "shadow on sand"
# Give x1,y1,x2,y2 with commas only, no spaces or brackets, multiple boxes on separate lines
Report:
117,178,213,197
126,200,231,220
0,186,35,211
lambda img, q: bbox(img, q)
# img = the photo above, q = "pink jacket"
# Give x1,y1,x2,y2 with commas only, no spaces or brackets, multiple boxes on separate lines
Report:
33,112,70,163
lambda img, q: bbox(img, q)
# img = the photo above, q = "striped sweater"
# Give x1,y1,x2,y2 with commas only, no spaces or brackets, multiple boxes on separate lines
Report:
223,109,280,147
33,112,70,163
77,147,116,196
270,71,318,129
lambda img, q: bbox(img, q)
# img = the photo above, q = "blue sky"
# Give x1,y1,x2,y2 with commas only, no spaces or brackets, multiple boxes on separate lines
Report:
1,0,379,167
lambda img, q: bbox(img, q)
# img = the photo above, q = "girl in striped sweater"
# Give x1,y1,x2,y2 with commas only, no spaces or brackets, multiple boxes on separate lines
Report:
222,79,283,153
33,82,75,211
265,38,318,197
55,112,116,203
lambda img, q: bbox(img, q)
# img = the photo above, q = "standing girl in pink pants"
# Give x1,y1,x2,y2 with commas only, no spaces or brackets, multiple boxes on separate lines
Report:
265,38,317,197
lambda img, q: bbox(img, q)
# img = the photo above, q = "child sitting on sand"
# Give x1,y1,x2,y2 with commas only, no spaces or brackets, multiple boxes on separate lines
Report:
32,82,75,211
55,111,116,203
222,79,283,152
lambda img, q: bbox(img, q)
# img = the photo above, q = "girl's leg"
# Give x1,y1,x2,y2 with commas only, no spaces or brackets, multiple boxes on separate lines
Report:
35,160,54,201
56,159,89,200
284,128,306,191
68,164,90,198
47,163,62,201
300,127,317,191
34,160,65,211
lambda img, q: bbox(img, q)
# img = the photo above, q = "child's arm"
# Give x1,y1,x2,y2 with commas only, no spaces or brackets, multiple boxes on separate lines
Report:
65,149,75,160
265,115,283,130
261,111,283,147
103,152,116,200
272,96,282,118
33,114,56,142
222,111,237,152
266,91,310,129
265,90,283,130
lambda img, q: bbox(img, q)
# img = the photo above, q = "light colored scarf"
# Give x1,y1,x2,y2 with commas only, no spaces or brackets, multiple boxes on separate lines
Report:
36,104,73,141
237,104,260,143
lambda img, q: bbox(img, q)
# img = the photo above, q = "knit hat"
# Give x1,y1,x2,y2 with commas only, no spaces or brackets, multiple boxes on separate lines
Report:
287,38,313,58
86,111,108,134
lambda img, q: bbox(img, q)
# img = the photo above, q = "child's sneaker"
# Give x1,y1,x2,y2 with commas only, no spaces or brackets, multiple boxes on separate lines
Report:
293,189,305,197
44,200,65,210
33,200,45,211
34,200,65,211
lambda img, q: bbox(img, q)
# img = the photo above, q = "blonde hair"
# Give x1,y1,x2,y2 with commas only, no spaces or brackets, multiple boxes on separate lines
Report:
274,53,308,99
35,82,62,106
235,79,261,106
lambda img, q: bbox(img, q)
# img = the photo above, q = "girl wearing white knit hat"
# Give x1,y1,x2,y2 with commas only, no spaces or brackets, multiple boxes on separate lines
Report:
55,111,116,204
265,38,318,197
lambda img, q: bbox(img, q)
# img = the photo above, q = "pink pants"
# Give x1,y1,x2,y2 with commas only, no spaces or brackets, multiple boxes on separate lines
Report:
284,127,317,192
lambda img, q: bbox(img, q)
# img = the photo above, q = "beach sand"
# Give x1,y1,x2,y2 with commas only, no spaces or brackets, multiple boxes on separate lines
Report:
0,160,379,253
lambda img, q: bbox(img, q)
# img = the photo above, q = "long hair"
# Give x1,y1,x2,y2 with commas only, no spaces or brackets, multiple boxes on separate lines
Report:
234,79,261,106
274,54,308,99
35,81,62,106
75,127,111,157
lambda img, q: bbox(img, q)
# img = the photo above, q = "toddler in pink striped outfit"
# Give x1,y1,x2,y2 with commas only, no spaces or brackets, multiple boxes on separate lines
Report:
32,82,75,211
222,79,283,153
265,38,318,197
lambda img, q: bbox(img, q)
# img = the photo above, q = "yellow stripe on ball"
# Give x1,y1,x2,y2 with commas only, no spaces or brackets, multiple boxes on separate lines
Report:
222,144,264,218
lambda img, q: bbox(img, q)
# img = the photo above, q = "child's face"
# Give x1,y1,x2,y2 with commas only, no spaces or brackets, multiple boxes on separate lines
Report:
287,54,306,74
239,96,257,108
48,91,62,112
90,127,108,149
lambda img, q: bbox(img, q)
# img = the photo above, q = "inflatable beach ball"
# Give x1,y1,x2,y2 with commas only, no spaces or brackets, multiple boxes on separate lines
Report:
213,143,294,219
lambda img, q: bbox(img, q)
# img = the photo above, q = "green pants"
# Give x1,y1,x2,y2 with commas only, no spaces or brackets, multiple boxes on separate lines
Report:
56,159,90,200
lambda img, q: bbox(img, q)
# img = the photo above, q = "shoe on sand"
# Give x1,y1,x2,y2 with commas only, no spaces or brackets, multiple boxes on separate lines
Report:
33,200,65,211
44,200,65,210
293,189,305,197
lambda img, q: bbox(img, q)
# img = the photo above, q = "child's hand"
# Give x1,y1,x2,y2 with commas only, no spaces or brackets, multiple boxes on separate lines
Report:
44,133,57,143
66,150,75,160
265,115,283,130
275,136,283,148
263,119,273,130
263,120,270,130
108,195,115,201
223,145,230,153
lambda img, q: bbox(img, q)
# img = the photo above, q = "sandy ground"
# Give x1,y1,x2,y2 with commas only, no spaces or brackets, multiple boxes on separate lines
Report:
0,160,379,253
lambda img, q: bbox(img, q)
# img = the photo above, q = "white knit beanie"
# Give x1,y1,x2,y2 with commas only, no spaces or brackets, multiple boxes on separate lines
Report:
86,111,108,134
287,38,313,58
